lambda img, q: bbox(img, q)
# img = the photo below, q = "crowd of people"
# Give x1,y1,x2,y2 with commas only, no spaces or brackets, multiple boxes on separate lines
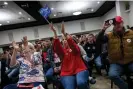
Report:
0,16,133,89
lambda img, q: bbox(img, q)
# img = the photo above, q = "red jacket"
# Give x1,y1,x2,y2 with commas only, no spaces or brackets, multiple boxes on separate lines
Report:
53,38,87,76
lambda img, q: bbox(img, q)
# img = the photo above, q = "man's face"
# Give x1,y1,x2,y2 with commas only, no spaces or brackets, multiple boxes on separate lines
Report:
44,40,51,48
88,35,93,42
114,22,124,32
23,36,28,43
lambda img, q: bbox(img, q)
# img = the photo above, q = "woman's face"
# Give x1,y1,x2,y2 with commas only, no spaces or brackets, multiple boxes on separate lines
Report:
23,36,28,43
20,46,32,58
81,35,86,41
63,39,69,48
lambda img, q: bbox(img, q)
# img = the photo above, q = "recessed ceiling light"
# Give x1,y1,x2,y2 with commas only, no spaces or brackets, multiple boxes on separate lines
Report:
97,1,100,4
65,2,88,11
51,8,54,10
19,12,22,15
0,24,2,26
7,21,10,23
4,2,8,5
0,12,11,21
73,11,82,15
54,14,56,16
28,18,31,20
91,9,94,12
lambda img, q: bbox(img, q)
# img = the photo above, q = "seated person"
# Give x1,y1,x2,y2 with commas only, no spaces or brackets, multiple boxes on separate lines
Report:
50,22,89,89
6,51,20,79
42,39,63,89
3,36,46,89
72,35,96,84
84,34,102,75
97,16,133,89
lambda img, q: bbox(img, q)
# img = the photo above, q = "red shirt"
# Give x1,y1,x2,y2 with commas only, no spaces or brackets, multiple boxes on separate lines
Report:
53,38,87,76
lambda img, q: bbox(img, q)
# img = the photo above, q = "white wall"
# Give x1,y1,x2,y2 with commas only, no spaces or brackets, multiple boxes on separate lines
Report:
0,61,1,83
115,1,133,28
129,1,133,27
0,5,118,46
2,1,133,46
0,17,103,45
119,1,129,27
102,7,116,22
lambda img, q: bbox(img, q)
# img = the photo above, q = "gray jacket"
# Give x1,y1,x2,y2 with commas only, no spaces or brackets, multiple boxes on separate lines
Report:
78,44,90,62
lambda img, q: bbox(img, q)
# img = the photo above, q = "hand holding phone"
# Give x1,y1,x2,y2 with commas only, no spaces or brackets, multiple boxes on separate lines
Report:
102,20,112,31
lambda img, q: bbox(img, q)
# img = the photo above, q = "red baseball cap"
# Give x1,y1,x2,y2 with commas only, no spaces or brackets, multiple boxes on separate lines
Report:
115,16,123,23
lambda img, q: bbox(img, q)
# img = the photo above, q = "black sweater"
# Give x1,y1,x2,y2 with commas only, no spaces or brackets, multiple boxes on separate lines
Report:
83,42,96,58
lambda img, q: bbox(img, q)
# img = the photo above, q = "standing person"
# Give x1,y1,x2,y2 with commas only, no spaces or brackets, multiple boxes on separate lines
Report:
97,16,133,89
3,37,47,89
50,22,89,89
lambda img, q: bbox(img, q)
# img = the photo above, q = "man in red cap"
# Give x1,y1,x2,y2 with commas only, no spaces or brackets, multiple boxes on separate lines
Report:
97,16,133,89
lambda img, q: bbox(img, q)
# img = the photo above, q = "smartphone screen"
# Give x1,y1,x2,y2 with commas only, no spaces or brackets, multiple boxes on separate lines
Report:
105,20,110,25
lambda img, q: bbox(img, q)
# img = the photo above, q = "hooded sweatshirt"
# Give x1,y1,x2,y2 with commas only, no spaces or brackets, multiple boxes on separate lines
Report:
53,37,87,76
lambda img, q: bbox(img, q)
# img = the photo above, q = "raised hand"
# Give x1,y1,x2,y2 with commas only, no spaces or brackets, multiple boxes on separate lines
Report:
102,22,111,31
49,23,56,32
12,41,19,50
61,21,65,35
49,22,57,38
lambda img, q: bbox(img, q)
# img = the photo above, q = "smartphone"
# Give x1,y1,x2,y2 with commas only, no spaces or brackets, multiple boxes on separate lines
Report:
105,19,114,25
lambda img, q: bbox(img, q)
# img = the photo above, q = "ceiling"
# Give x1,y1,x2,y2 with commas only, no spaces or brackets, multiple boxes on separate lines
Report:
0,1,35,26
40,1,105,18
0,1,115,31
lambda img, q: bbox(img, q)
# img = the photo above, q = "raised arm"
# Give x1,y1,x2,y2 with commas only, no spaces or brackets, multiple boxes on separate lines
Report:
10,41,19,67
49,23,65,59
96,22,111,43
67,37,80,54
61,22,80,54
49,23,58,39
53,39,65,60
96,30,108,43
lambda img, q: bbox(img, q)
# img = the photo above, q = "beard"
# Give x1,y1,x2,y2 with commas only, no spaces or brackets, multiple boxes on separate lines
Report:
116,29,122,32
115,26,123,32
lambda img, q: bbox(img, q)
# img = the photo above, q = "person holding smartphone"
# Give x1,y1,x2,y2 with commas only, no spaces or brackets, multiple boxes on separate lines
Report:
97,16,133,89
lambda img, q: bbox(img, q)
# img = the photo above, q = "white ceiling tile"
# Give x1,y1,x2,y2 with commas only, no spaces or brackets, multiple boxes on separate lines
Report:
40,1,105,18
0,1,36,25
